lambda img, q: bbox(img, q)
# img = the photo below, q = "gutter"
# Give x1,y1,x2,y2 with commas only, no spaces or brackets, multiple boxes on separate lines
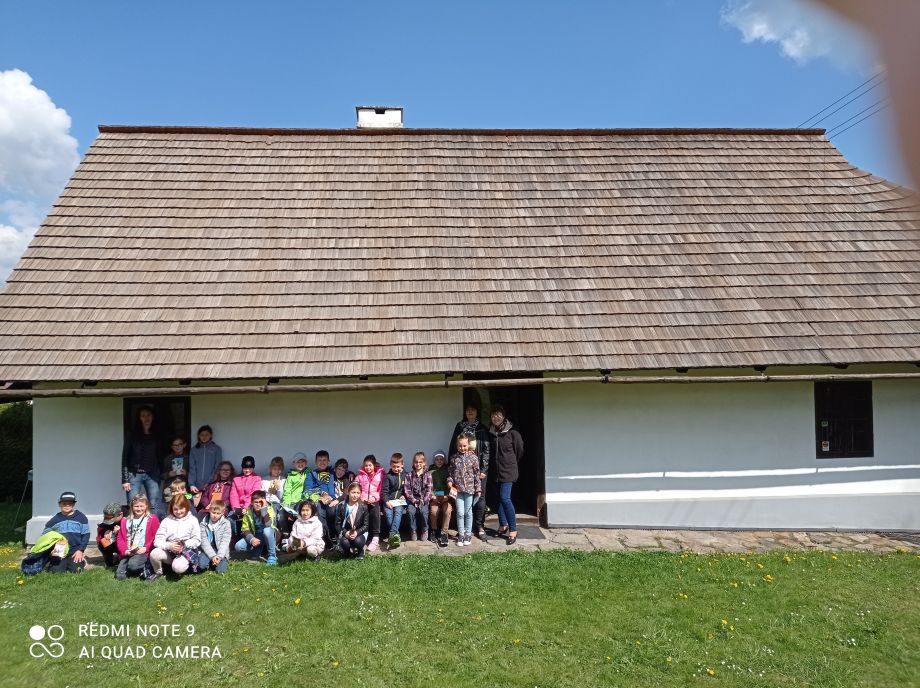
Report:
3,372,920,399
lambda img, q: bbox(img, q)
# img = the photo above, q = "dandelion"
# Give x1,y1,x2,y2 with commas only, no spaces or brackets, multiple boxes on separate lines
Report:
293,598,301,606
721,619,728,625
332,660,340,668
16,577,24,585
730,581,739,588
513,639,521,645
211,612,223,619
729,625,735,631
707,668,716,676
666,656,672,663
763,574,774,583
783,555,792,563
831,554,838,560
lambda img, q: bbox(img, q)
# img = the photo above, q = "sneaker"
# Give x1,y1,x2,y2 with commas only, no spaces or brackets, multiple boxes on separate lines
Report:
355,552,365,561
145,572,162,583
115,569,127,581
476,530,488,542
428,530,438,543
266,556,278,566
367,539,379,553
420,530,429,542
408,530,417,541
438,533,448,548
457,537,466,547
388,533,401,549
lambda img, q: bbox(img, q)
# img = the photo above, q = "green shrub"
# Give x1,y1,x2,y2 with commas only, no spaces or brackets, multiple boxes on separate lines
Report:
0,402,32,501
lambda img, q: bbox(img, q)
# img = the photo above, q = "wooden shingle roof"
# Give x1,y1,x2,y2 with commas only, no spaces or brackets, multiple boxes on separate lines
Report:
1,126,919,382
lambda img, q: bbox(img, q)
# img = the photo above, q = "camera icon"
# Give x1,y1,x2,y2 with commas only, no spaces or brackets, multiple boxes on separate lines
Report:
28,624,65,658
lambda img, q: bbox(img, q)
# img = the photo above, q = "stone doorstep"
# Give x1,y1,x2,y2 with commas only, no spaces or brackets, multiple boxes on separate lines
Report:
20,528,920,568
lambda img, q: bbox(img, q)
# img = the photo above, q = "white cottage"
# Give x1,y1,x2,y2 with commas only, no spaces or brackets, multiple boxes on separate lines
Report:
2,111,919,540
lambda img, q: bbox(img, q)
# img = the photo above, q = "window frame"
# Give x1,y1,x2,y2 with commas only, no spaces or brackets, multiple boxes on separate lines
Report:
813,381,874,459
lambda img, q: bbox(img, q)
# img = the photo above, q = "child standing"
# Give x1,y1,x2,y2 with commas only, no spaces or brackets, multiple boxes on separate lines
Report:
96,502,124,568
234,490,278,566
326,458,354,541
334,482,369,559
381,453,409,549
230,456,262,516
404,452,433,541
198,500,232,573
448,436,481,547
428,451,452,548
149,495,201,582
355,455,385,552
304,450,336,538
188,424,223,498
115,495,159,580
287,500,325,559
262,457,286,512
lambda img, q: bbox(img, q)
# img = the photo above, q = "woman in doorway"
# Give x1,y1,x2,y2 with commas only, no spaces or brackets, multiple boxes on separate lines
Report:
449,401,491,540
121,405,169,512
489,404,524,545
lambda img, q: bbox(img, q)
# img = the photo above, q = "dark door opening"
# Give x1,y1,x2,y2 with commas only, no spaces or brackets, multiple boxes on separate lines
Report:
462,374,546,525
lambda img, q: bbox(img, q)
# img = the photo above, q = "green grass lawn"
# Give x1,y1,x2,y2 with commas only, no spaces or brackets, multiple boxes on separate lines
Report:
1,544,918,687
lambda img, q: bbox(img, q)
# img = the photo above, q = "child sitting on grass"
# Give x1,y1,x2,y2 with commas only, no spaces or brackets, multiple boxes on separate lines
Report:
287,500,325,560
404,452,433,541
334,482,369,559
115,495,159,580
148,495,201,582
96,502,123,568
428,451,452,547
198,500,232,573
382,453,409,549
234,490,278,566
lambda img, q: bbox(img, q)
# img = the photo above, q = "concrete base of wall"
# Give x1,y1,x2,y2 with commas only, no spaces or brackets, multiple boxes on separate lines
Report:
547,494,920,531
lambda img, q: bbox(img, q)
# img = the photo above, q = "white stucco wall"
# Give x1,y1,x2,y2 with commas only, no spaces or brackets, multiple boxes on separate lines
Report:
27,386,459,542
545,380,920,530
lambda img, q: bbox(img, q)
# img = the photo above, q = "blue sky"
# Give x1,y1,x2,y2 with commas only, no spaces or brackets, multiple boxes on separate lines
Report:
0,0,906,279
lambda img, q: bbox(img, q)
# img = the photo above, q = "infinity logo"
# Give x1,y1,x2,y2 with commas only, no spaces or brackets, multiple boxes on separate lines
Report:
28,624,65,658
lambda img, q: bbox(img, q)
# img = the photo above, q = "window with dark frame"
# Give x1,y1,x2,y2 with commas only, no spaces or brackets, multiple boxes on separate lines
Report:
814,381,873,459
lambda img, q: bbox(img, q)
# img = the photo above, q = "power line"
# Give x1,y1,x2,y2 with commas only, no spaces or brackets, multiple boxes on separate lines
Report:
797,71,886,128
805,77,886,128
828,102,890,139
824,96,890,136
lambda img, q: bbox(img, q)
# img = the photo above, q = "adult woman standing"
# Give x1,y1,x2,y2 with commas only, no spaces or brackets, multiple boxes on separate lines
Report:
489,404,524,545
121,405,168,510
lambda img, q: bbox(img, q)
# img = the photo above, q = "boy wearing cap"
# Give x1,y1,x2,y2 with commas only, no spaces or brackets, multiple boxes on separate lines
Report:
43,492,90,573
96,502,123,568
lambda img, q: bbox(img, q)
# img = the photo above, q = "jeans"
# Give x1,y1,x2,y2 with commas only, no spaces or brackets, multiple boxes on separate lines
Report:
127,472,162,514
116,554,148,578
338,531,367,558
197,552,229,573
455,492,475,538
407,503,429,535
234,528,278,560
383,504,405,536
497,481,516,531
315,500,335,540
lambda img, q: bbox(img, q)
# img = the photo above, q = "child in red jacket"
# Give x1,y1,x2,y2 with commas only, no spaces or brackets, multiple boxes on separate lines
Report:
115,495,160,580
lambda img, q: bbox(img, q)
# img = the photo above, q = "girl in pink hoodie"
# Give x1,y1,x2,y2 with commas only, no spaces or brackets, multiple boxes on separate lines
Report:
230,456,262,516
355,455,385,552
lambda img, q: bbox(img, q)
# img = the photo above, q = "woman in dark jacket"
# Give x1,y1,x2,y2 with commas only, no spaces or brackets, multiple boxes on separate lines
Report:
120,405,169,513
449,402,491,540
489,405,524,545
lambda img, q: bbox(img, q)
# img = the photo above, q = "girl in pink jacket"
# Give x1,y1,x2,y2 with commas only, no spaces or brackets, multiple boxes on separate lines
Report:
355,455,385,552
115,494,160,581
230,456,262,513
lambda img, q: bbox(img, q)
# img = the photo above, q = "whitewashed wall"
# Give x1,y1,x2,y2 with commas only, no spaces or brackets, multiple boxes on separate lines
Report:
27,387,459,542
545,380,920,530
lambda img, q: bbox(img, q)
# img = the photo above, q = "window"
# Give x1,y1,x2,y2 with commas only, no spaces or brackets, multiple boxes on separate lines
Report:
814,381,873,459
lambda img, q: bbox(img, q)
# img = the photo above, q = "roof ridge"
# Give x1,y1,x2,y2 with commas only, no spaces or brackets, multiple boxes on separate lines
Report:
97,125,827,137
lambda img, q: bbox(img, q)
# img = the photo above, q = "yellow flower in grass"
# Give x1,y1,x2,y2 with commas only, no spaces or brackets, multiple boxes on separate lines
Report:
293,598,301,606
666,656,672,663
211,612,223,619
331,660,340,669
721,619,728,625
763,574,775,583
783,555,792,563
707,668,716,676
756,563,764,569
513,639,521,645
831,554,838,560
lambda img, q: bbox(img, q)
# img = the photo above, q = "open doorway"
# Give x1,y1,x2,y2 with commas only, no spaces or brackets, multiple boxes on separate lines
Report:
462,374,546,525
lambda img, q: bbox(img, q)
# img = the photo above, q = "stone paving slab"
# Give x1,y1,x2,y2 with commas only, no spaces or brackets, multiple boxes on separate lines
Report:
27,527,920,568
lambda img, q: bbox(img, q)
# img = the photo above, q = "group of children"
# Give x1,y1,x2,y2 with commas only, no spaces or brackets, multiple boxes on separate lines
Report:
28,434,496,579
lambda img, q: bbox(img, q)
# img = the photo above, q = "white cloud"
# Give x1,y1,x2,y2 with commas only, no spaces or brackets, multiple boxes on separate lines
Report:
721,0,876,69
0,68,79,284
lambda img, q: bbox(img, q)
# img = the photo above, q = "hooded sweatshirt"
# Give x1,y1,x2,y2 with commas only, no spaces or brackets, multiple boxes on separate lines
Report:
489,419,524,483
282,468,308,507
355,466,386,502
290,514,325,549
199,516,232,560
153,512,201,551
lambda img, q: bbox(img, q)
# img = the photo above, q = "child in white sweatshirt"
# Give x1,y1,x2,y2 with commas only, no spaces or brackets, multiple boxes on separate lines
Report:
287,500,325,559
148,496,201,581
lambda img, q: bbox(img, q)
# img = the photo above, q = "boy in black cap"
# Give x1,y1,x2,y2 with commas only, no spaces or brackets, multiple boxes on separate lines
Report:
43,491,90,573
96,502,123,568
